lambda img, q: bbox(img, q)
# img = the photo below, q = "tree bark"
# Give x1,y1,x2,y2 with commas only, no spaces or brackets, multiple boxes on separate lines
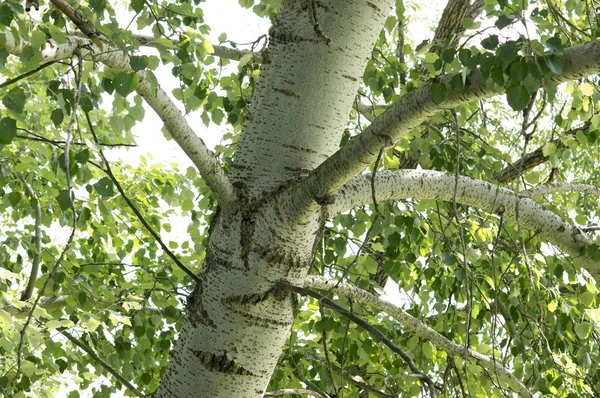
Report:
154,1,394,396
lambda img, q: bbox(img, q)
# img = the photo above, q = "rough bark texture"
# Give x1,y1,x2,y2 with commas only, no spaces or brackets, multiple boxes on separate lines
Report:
329,170,598,277
154,1,394,396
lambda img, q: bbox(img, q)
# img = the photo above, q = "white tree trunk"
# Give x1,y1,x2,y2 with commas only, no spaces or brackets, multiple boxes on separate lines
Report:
154,1,394,396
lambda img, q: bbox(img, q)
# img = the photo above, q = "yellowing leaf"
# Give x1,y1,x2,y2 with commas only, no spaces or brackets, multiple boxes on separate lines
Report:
0,268,18,280
45,320,62,330
202,39,214,55
61,319,75,328
83,319,102,331
32,306,50,320
579,82,594,96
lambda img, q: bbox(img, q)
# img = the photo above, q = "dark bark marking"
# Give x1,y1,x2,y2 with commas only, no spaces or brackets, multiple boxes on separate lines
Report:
192,349,255,376
273,87,300,97
366,1,382,13
342,74,358,82
186,281,217,329
282,143,319,153
225,305,294,329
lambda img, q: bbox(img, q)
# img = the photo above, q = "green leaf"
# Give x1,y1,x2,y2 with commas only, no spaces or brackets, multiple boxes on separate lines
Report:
431,82,447,104
458,49,476,69
31,30,47,48
7,191,21,206
2,87,27,113
102,78,114,94
130,55,149,72
545,36,563,53
51,109,64,127
490,66,505,86
93,177,115,197
0,117,17,144
75,149,90,164
114,72,139,97
0,48,8,69
56,190,71,211
509,60,528,83
580,291,595,307
506,85,530,111
181,198,194,211
542,142,557,156
89,0,106,12
481,35,499,50
574,322,593,339
499,42,518,64
545,55,563,75
131,0,144,12
110,115,125,133
495,15,515,30
0,4,14,27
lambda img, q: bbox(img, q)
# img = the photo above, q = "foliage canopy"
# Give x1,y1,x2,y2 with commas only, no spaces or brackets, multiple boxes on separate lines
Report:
3,0,600,397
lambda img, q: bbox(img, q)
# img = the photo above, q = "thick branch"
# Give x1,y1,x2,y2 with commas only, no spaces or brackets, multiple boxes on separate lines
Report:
61,330,145,397
328,170,598,277
431,0,470,55
524,182,600,198
287,39,600,217
304,276,533,398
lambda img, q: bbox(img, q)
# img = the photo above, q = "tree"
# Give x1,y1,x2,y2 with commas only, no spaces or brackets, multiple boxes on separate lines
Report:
2,0,600,396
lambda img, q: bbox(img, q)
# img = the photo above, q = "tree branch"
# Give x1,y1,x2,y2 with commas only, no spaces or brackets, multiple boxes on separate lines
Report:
524,182,600,197
327,169,598,277
4,0,238,212
285,38,600,218
493,122,590,183
132,34,263,63
303,275,534,398
60,330,145,397
85,113,200,283
281,283,441,394
16,128,136,147
0,60,58,89
17,174,42,302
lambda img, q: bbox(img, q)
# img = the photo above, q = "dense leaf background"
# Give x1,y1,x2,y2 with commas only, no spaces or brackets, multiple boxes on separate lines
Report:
2,0,600,396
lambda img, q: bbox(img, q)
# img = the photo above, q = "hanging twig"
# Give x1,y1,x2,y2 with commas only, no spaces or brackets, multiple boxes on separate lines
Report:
60,330,145,397
281,283,441,396
15,51,83,384
84,112,200,283
17,174,42,302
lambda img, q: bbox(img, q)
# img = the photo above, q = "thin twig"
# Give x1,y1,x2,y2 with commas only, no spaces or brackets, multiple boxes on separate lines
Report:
84,112,199,283
17,174,42,301
15,52,83,384
0,60,58,89
282,283,441,395
60,331,145,397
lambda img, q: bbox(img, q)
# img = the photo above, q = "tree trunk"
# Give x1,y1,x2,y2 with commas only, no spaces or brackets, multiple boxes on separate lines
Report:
154,1,393,396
